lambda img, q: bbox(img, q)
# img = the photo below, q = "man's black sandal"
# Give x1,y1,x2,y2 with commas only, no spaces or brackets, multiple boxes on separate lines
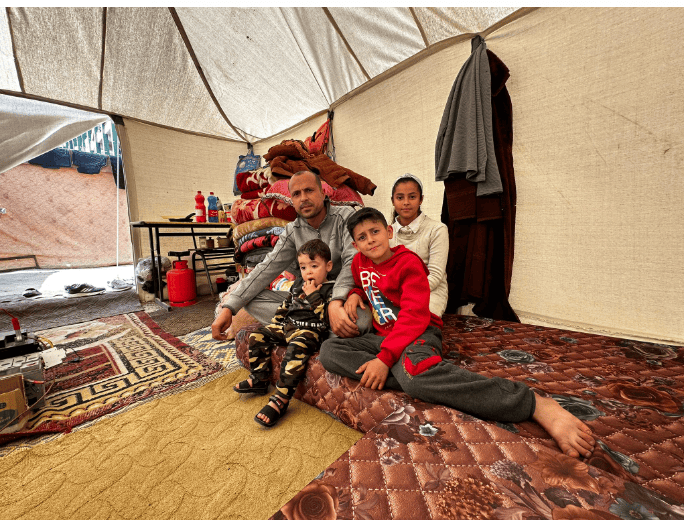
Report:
254,395,289,428
233,376,269,395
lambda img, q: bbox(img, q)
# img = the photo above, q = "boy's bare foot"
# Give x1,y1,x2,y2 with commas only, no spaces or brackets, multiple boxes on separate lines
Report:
532,394,595,458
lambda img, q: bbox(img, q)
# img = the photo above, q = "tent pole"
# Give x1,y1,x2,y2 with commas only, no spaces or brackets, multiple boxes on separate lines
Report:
116,128,120,273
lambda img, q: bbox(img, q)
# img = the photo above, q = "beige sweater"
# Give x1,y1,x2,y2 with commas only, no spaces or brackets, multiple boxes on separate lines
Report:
390,213,449,317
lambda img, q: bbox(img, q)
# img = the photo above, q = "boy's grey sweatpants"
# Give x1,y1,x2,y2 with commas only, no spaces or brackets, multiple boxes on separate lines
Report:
319,326,536,423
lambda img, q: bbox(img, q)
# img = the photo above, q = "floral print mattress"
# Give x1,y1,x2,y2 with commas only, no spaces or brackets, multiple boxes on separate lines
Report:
235,315,684,519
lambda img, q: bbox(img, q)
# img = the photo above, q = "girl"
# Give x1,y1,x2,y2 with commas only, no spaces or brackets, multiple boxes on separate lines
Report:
389,173,449,317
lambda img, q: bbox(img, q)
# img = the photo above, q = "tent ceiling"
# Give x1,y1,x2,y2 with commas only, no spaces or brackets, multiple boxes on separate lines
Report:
1,6,520,142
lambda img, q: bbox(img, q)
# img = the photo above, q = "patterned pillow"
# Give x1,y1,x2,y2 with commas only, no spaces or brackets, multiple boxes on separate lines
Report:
233,217,291,241
230,198,270,225
330,184,364,207
269,271,296,292
262,178,334,206
262,198,297,221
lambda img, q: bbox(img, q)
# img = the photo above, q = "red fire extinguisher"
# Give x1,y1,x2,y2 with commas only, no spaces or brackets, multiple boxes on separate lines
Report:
167,252,196,307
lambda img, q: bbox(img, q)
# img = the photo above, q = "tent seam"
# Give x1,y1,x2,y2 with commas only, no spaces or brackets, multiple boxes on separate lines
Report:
5,7,25,93
329,8,538,113
98,7,107,110
409,7,430,48
167,7,249,144
322,7,371,81
279,7,331,108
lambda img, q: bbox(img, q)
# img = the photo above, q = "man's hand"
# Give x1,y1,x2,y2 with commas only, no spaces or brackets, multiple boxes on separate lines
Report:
302,279,321,296
344,293,366,322
328,300,360,338
211,307,234,341
357,358,390,390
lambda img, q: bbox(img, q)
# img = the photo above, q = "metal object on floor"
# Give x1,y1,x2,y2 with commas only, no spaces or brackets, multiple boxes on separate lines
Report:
191,247,236,296
130,221,234,310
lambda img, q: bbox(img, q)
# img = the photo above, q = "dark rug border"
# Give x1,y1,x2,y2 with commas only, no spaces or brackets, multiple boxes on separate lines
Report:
0,311,224,444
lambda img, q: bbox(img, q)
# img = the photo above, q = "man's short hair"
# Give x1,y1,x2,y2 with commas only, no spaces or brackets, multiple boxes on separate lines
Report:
289,169,322,190
346,207,388,239
297,238,331,263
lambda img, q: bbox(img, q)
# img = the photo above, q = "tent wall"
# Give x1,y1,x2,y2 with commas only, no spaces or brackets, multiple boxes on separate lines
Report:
491,7,684,344
264,7,682,344
120,119,245,293
112,7,683,343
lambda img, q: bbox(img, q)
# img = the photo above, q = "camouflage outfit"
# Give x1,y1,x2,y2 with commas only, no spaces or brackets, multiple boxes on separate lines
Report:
248,279,333,399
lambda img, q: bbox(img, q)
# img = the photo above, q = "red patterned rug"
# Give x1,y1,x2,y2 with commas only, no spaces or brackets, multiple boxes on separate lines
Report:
0,311,223,450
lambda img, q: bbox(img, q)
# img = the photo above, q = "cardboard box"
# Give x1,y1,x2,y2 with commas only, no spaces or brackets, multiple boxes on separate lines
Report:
0,374,29,433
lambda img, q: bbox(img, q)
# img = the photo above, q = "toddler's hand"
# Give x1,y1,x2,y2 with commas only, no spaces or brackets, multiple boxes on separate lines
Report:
302,279,322,295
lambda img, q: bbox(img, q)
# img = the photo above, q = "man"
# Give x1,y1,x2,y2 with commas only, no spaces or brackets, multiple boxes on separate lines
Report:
212,169,365,341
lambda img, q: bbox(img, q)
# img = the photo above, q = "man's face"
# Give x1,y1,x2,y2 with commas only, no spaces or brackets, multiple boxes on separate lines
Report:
352,219,394,264
289,172,325,222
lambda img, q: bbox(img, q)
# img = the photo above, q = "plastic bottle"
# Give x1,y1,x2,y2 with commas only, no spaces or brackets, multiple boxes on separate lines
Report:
207,192,219,223
216,195,224,222
195,191,206,223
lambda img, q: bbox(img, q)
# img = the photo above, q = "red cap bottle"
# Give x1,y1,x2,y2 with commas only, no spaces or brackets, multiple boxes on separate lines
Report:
195,191,206,222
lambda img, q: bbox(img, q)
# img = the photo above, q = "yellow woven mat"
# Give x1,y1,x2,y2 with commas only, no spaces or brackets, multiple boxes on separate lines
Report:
0,369,362,519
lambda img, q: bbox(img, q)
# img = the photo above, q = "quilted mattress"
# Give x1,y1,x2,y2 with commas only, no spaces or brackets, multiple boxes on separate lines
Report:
235,314,684,518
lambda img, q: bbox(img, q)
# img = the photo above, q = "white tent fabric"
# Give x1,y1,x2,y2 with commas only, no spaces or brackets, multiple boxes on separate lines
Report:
0,95,108,173
3,7,681,343
0,7,518,141
0,9,19,91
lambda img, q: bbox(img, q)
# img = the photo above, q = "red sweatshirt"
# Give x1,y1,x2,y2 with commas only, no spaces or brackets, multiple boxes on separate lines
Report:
349,245,443,367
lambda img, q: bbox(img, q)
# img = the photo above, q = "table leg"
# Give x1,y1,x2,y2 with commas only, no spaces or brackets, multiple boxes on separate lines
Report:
154,227,170,311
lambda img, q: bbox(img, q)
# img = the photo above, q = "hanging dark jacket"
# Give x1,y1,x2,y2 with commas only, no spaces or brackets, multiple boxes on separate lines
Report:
439,40,518,322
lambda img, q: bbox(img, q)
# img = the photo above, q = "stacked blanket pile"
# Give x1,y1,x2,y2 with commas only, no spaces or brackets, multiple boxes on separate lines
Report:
264,139,376,196
231,141,369,277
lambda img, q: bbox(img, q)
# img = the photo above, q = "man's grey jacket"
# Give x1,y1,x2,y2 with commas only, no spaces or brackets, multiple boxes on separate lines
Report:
222,199,357,314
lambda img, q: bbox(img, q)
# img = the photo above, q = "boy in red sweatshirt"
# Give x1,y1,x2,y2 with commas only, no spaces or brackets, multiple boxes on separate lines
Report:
319,207,595,459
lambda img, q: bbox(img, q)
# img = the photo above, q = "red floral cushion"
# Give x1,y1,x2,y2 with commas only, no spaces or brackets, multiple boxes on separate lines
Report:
261,198,298,221
230,198,270,225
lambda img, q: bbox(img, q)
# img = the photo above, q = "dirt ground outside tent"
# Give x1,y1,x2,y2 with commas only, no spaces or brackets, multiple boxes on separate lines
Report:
0,162,132,271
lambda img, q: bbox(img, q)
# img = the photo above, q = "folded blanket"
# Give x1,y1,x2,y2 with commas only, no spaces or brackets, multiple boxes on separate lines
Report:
264,139,377,195
231,198,270,225
261,198,297,221
236,165,274,193
233,217,291,242
263,140,310,163
234,235,280,264
236,226,285,248
240,247,274,268
239,188,270,200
